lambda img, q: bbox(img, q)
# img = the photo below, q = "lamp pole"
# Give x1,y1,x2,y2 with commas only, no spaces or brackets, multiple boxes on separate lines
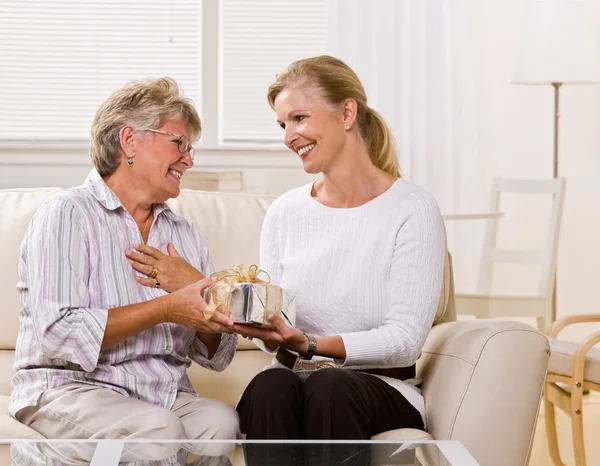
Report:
552,82,561,179
551,82,561,323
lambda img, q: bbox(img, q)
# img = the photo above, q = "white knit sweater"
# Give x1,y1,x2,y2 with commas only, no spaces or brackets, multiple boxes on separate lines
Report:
259,178,446,426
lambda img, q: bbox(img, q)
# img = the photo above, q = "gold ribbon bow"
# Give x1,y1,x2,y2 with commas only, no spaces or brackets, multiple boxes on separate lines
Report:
203,264,271,320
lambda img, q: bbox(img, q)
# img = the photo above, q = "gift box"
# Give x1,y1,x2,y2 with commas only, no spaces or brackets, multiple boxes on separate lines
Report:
204,265,296,329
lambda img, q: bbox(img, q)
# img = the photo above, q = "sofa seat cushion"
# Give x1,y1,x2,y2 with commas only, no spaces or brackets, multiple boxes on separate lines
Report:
188,349,274,408
0,396,44,439
371,429,433,441
548,338,600,383
370,430,435,466
236,337,260,351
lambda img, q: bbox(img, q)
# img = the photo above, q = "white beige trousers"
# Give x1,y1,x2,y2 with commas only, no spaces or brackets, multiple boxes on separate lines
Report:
14,383,240,464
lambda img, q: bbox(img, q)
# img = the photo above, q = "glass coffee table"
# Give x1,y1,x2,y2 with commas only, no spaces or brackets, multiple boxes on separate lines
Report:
3,439,479,465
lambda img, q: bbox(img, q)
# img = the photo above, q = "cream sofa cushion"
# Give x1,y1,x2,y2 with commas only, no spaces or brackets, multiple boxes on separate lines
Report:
432,252,456,326
371,429,433,441
0,353,16,397
547,337,600,383
0,188,62,352
188,348,272,407
0,397,43,439
167,190,275,272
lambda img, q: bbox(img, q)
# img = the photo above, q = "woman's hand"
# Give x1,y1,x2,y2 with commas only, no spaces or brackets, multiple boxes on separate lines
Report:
126,243,204,293
233,315,308,354
166,278,234,334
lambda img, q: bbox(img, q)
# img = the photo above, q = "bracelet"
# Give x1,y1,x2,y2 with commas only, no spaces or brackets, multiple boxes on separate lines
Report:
301,332,317,360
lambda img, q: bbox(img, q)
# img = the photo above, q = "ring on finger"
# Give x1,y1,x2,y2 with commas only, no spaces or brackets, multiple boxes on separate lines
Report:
155,280,161,288
149,267,159,279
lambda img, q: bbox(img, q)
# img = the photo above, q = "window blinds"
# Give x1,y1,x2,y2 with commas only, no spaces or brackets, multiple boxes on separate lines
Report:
220,0,329,144
0,0,200,142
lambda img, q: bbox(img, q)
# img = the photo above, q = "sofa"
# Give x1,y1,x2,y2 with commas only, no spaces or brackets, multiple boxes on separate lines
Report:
0,186,550,465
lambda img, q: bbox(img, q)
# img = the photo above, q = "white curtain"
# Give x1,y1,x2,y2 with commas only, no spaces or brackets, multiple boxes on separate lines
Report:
328,0,485,292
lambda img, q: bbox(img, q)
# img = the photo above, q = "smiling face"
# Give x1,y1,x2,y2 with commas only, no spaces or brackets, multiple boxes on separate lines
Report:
274,83,347,174
133,119,194,202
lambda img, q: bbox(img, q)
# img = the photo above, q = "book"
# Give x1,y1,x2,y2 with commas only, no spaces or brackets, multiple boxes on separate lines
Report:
180,171,243,191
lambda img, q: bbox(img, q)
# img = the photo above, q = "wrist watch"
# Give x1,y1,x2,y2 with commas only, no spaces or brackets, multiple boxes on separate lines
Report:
301,333,317,360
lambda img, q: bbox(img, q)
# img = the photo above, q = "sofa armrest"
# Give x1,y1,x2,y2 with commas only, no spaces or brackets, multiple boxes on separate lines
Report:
417,319,549,466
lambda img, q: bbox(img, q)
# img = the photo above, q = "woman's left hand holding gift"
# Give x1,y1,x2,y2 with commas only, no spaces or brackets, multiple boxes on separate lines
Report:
126,243,204,293
233,315,309,354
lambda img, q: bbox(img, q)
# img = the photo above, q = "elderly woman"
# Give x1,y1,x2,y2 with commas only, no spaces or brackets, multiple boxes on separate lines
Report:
9,78,239,451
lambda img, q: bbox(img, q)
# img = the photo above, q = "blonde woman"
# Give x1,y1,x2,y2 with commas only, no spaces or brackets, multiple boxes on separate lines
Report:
10,78,239,462
125,57,448,462
233,56,447,445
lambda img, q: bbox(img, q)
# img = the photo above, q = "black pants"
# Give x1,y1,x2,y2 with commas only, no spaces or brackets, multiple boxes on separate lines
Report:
236,368,424,466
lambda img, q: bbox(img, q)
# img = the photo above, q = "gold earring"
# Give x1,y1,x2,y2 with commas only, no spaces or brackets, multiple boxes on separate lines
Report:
127,157,134,167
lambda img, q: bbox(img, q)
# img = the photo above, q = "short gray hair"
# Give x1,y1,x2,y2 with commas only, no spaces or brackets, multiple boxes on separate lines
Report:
90,77,201,176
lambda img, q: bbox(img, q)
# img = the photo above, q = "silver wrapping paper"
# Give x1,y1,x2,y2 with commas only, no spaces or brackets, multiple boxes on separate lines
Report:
229,283,296,328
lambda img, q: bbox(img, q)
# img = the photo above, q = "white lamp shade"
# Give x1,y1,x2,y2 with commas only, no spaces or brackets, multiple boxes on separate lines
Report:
513,0,600,84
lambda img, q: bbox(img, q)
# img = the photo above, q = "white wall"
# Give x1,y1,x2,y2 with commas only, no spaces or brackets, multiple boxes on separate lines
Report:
473,0,600,341
1,0,599,341
0,146,316,195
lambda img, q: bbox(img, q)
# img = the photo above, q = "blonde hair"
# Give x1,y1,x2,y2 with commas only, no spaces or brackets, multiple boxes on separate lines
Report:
267,55,400,177
90,77,201,176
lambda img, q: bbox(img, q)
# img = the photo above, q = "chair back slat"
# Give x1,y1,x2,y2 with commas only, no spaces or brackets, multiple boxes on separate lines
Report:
476,177,566,298
484,249,547,265
494,178,564,194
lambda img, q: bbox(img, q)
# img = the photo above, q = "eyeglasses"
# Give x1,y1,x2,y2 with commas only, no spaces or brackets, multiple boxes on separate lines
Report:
136,128,195,160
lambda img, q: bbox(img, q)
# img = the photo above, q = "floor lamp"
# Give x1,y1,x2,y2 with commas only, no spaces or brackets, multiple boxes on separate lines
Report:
512,0,600,325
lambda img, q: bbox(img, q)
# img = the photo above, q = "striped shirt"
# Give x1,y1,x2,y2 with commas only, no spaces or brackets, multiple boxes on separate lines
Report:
9,169,237,417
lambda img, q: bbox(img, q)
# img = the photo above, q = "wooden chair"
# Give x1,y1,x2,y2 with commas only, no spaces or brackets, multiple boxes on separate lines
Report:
455,177,566,332
545,315,600,466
